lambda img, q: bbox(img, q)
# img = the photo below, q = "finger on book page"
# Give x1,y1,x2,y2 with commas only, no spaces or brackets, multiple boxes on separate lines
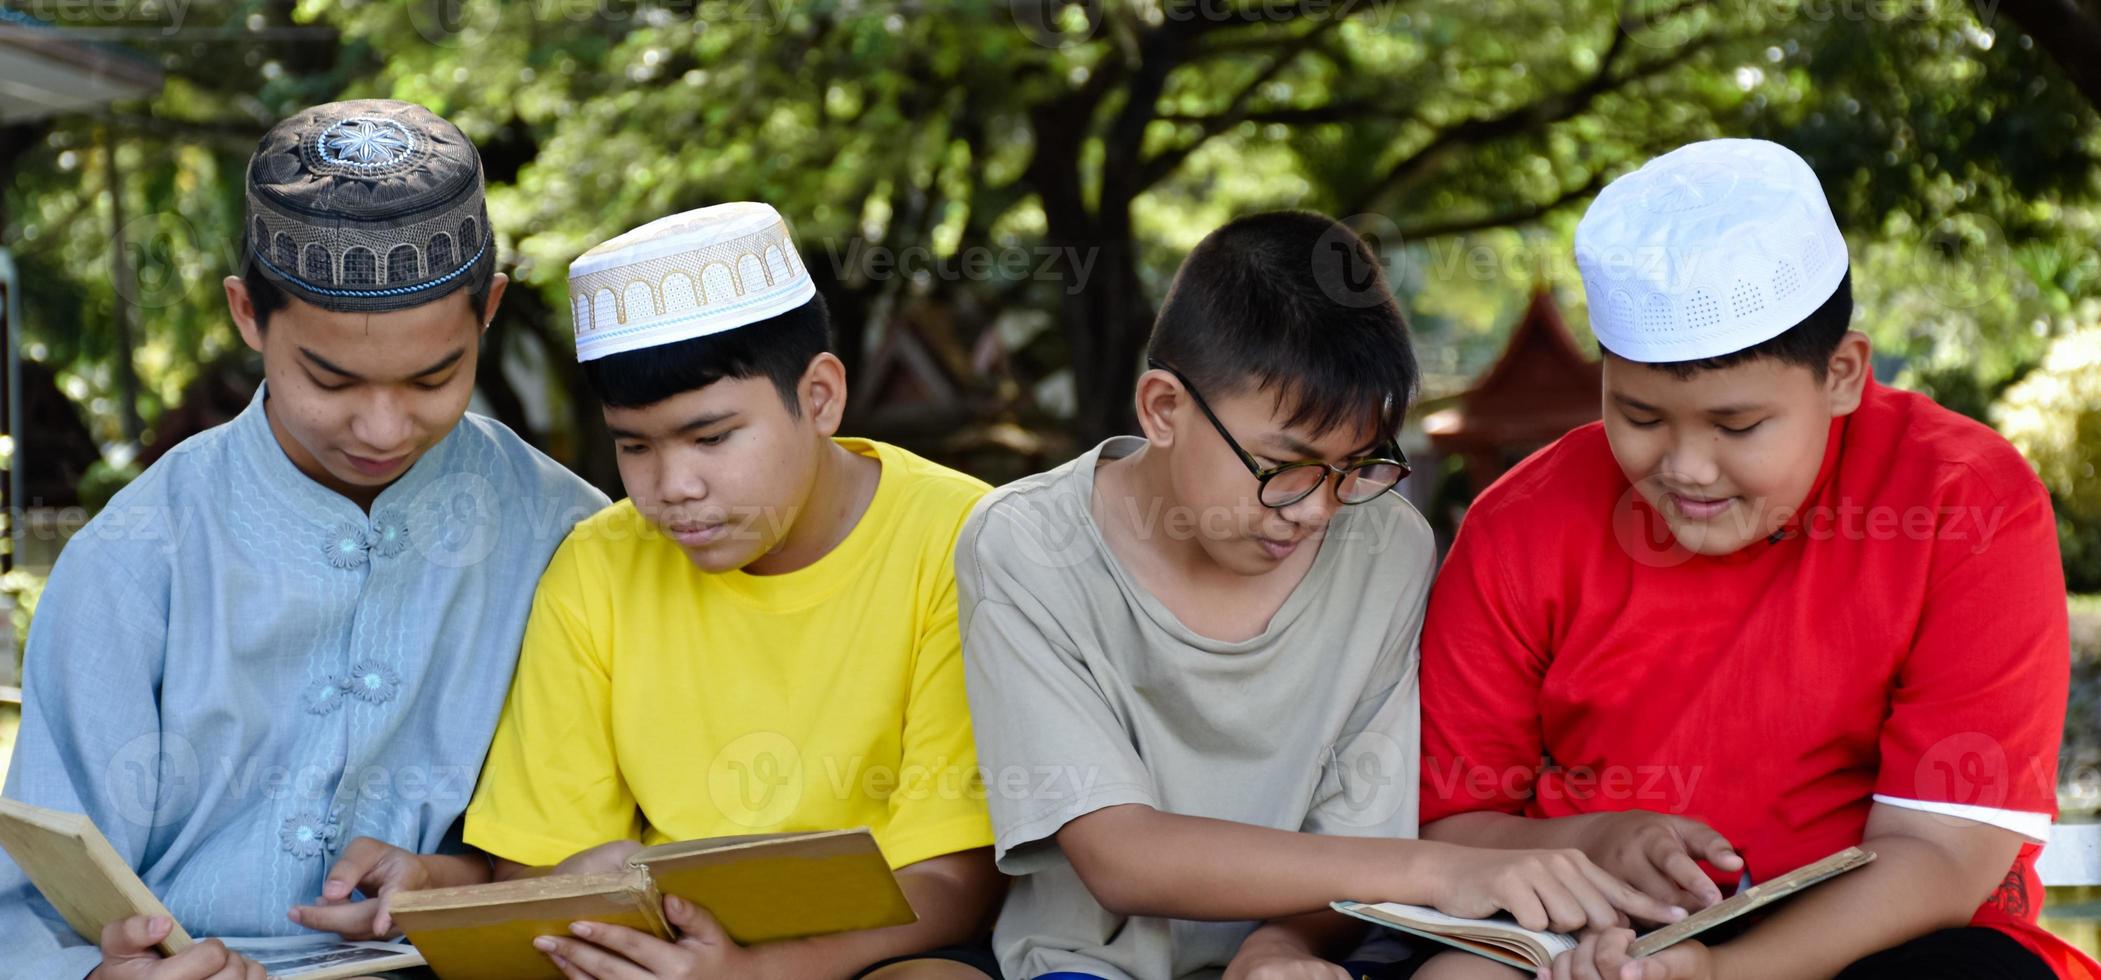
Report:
1583,858,1685,926
286,896,383,939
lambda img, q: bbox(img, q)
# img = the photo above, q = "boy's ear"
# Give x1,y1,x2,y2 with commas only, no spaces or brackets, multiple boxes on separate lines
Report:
1133,367,1184,448
478,272,510,333
225,276,265,354
1824,330,1873,416
800,351,850,436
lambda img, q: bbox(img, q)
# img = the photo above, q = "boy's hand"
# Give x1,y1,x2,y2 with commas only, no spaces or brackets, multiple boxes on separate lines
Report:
1223,935,1351,980
554,839,645,877
536,895,778,980
1418,843,1687,934
1574,813,1743,911
1543,928,1713,980
287,836,431,940
89,916,265,980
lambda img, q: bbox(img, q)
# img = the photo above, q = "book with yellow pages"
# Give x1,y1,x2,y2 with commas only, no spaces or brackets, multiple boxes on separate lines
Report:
389,827,917,980
0,798,425,979
1333,846,1876,971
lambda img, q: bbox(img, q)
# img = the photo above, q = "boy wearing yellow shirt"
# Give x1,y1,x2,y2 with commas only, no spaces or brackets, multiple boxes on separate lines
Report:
464,203,1002,980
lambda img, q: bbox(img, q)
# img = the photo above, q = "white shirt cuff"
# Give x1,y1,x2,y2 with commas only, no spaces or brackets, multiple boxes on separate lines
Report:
1872,794,2051,842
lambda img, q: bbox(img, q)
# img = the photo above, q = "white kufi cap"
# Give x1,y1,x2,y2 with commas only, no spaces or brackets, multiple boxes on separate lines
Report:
569,202,816,362
1574,138,1848,363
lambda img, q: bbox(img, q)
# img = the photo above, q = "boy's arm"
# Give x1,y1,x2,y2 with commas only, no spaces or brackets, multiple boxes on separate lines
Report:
1235,577,1429,969
1689,479,2068,978
1417,507,1746,913
1588,804,2024,980
1055,802,1680,930
956,503,1673,936
1228,910,1378,977
1426,811,1743,911
1,543,171,980
1576,476,2070,980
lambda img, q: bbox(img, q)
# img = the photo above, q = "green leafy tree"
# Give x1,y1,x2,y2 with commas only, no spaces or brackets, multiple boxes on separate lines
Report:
5,0,2098,483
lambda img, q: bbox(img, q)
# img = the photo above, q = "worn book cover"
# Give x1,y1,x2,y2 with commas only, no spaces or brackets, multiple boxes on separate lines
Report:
632,827,917,944
388,826,917,978
390,868,672,980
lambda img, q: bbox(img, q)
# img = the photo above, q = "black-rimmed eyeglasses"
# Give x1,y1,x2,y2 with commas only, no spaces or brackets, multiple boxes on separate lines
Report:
1148,357,1410,509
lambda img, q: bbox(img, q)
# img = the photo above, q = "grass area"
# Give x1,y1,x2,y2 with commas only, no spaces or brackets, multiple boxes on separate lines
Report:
2074,594,2101,618
2043,887,2101,954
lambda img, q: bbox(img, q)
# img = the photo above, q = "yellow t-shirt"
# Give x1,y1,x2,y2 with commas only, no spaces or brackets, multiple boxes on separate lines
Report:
465,438,994,872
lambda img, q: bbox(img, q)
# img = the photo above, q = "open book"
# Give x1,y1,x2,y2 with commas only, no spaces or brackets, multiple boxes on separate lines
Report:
389,827,916,980
0,798,424,979
1334,846,1875,971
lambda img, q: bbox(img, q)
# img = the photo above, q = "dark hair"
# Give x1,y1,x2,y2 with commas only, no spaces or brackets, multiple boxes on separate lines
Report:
1147,210,1419,443
580,292,833,411
1609,272,1855,380
240,251,494,330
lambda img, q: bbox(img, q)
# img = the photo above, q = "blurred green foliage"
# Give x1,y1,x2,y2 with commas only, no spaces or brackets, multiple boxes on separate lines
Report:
1,0,2096,505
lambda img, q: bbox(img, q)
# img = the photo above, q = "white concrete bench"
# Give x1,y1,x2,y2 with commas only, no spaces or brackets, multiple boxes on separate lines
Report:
2042,822,2101,887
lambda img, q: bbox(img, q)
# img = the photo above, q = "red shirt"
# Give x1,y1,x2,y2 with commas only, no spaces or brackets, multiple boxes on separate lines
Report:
1420,378,2092,976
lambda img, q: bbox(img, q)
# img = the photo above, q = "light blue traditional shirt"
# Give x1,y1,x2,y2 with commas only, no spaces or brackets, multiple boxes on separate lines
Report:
0,385,607,978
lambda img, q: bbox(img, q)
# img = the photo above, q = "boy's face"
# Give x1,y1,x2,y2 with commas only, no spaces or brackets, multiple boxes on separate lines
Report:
1601,332,1870,556
602,355,843,574
1139,369,1378,576
226,275,503,504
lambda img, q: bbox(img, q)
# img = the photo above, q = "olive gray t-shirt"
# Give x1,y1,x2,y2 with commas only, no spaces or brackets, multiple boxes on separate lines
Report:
957,436,1434,980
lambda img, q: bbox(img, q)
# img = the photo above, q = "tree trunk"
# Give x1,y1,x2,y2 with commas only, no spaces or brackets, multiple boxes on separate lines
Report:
1027,21,1200,446
0,123,42,230
1986,0,2101,111
1030,106,1154,446
1059,231,1149,447
100,129,144,445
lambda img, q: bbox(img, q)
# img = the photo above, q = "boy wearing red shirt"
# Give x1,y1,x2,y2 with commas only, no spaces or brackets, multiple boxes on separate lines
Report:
1419,138,2095,980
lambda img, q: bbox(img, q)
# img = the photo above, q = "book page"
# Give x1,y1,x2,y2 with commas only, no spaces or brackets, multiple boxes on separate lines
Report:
1341,901,1577,951
1331,901,1577,968
629,831,806,861
219,938,425,980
